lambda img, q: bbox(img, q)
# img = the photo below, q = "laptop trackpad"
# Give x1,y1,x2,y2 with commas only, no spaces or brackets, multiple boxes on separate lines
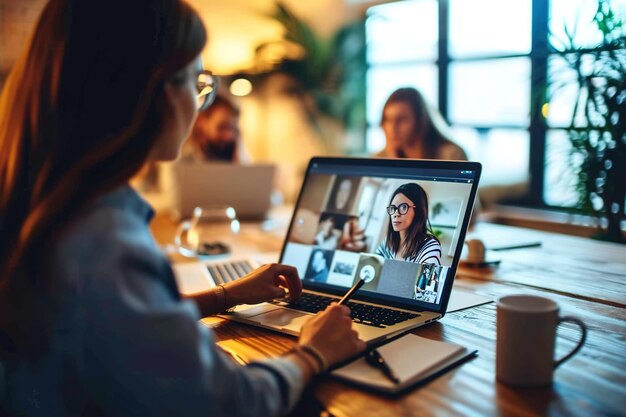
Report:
257,308,310,330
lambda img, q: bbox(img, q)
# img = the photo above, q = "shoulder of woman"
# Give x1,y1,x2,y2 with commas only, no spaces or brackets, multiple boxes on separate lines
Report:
421,236,441,249
372,149,387,158
438,141,468,161
54,188,164,272
428,235,441,244
55,202,178,307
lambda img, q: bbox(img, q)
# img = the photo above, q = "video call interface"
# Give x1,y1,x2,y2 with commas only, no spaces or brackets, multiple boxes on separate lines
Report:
282,164,476,307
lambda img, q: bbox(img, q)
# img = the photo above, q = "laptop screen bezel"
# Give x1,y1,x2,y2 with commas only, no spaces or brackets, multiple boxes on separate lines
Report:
278,156,482,317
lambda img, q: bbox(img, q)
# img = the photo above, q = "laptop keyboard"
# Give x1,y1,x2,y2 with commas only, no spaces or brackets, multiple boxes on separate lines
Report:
208,263,420,328
288,293,420,328
207,260,254,284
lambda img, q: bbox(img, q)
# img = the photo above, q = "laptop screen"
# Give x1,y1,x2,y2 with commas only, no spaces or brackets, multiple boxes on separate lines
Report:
279,157,481,314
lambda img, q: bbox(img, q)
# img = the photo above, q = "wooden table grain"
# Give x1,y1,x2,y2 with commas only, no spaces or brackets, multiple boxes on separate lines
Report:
152,213,626,417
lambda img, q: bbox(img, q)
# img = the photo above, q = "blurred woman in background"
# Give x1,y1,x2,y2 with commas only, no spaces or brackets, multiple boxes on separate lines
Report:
376,87,467,161
0,1,364,415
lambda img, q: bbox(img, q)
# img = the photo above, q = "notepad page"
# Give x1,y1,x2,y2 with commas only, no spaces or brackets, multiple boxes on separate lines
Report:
332,333,465,389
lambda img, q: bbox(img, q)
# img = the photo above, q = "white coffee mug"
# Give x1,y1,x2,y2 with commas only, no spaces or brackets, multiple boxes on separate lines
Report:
496,294,587,387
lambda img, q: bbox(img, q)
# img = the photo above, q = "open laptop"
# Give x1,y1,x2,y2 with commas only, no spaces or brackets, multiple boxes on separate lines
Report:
174,162,276,220
174,157,481,345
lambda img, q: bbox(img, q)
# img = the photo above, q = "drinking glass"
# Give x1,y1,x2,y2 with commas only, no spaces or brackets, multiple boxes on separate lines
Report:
175,206,240,258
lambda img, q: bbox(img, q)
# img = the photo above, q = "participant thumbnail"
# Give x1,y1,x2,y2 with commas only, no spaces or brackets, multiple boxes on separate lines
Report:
414,263,446,303
377,259,421,299
314,212,347,250
303,248,334,283
353,254,384,291
281,243,312,278
327,251,360,288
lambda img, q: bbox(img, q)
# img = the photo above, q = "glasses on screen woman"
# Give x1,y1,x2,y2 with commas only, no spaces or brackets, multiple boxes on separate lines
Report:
386,203,416,216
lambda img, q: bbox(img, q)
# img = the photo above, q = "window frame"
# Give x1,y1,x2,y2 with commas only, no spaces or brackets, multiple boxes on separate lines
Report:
365,0,623,219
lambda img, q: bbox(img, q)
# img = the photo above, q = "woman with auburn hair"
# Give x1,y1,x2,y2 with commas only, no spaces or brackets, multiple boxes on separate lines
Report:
375,87,467,160
0,1,364,415
376,183,442,265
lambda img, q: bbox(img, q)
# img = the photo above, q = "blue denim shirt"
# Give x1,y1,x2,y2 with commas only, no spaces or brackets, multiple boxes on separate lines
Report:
4,185,303,417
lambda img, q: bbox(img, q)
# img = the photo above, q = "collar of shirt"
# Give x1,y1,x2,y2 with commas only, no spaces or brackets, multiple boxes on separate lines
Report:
94,184,155,223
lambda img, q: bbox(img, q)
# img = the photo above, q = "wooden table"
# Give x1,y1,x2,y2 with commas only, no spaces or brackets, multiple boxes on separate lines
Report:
151,210,626,417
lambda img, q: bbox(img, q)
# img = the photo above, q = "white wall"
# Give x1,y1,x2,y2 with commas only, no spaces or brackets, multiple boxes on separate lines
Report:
188,0,375,75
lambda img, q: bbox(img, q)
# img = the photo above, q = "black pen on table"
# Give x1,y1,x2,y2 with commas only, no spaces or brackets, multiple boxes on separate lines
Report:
365,348,399,384
336,279,400,384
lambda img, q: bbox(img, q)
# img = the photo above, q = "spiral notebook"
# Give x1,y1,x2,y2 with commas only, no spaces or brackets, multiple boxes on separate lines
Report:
331,333,477,395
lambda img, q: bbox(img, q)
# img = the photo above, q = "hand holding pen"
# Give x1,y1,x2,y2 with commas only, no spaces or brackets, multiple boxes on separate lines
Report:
295,280,367,376
337,279,400,384
337,278,365,305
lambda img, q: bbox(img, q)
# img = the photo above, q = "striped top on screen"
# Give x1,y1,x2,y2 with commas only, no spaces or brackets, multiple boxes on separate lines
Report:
376,236,442,265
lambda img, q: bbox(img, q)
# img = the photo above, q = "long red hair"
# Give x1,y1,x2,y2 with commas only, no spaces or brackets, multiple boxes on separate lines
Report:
0,0,206,357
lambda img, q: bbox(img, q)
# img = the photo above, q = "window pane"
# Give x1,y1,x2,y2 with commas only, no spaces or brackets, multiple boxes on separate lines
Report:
366,0,438,64
549,0,624,50
449,58,530,126
452,127,529,187
547,53,610,128
449,0,531,58
366,64,438,125
544,130,580,207
366,126,386,154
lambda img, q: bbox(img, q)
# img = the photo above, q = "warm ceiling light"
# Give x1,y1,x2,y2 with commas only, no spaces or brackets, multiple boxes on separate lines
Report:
229,78,253,97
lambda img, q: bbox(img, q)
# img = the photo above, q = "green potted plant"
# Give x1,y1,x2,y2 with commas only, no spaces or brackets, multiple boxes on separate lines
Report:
253,2,367,153
549,0,625,243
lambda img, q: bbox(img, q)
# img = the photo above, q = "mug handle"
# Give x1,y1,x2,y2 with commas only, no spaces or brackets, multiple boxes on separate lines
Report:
174,220,196,257
554,316,587,369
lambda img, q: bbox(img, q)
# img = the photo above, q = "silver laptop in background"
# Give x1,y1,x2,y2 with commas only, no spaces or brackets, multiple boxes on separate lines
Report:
173,157,481,346
174,162,276,220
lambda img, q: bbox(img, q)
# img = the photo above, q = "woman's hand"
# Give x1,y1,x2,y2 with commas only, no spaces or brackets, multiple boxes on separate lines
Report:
298,303,366,368
222,263,302,307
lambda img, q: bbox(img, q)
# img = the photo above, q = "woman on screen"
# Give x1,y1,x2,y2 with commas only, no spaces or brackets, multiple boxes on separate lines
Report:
376,183,441,265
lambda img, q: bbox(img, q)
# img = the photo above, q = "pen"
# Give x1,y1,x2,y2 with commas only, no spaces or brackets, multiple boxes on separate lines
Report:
336,280,399,384
365,348,400,384
490,241,542,251
337,278,365,305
